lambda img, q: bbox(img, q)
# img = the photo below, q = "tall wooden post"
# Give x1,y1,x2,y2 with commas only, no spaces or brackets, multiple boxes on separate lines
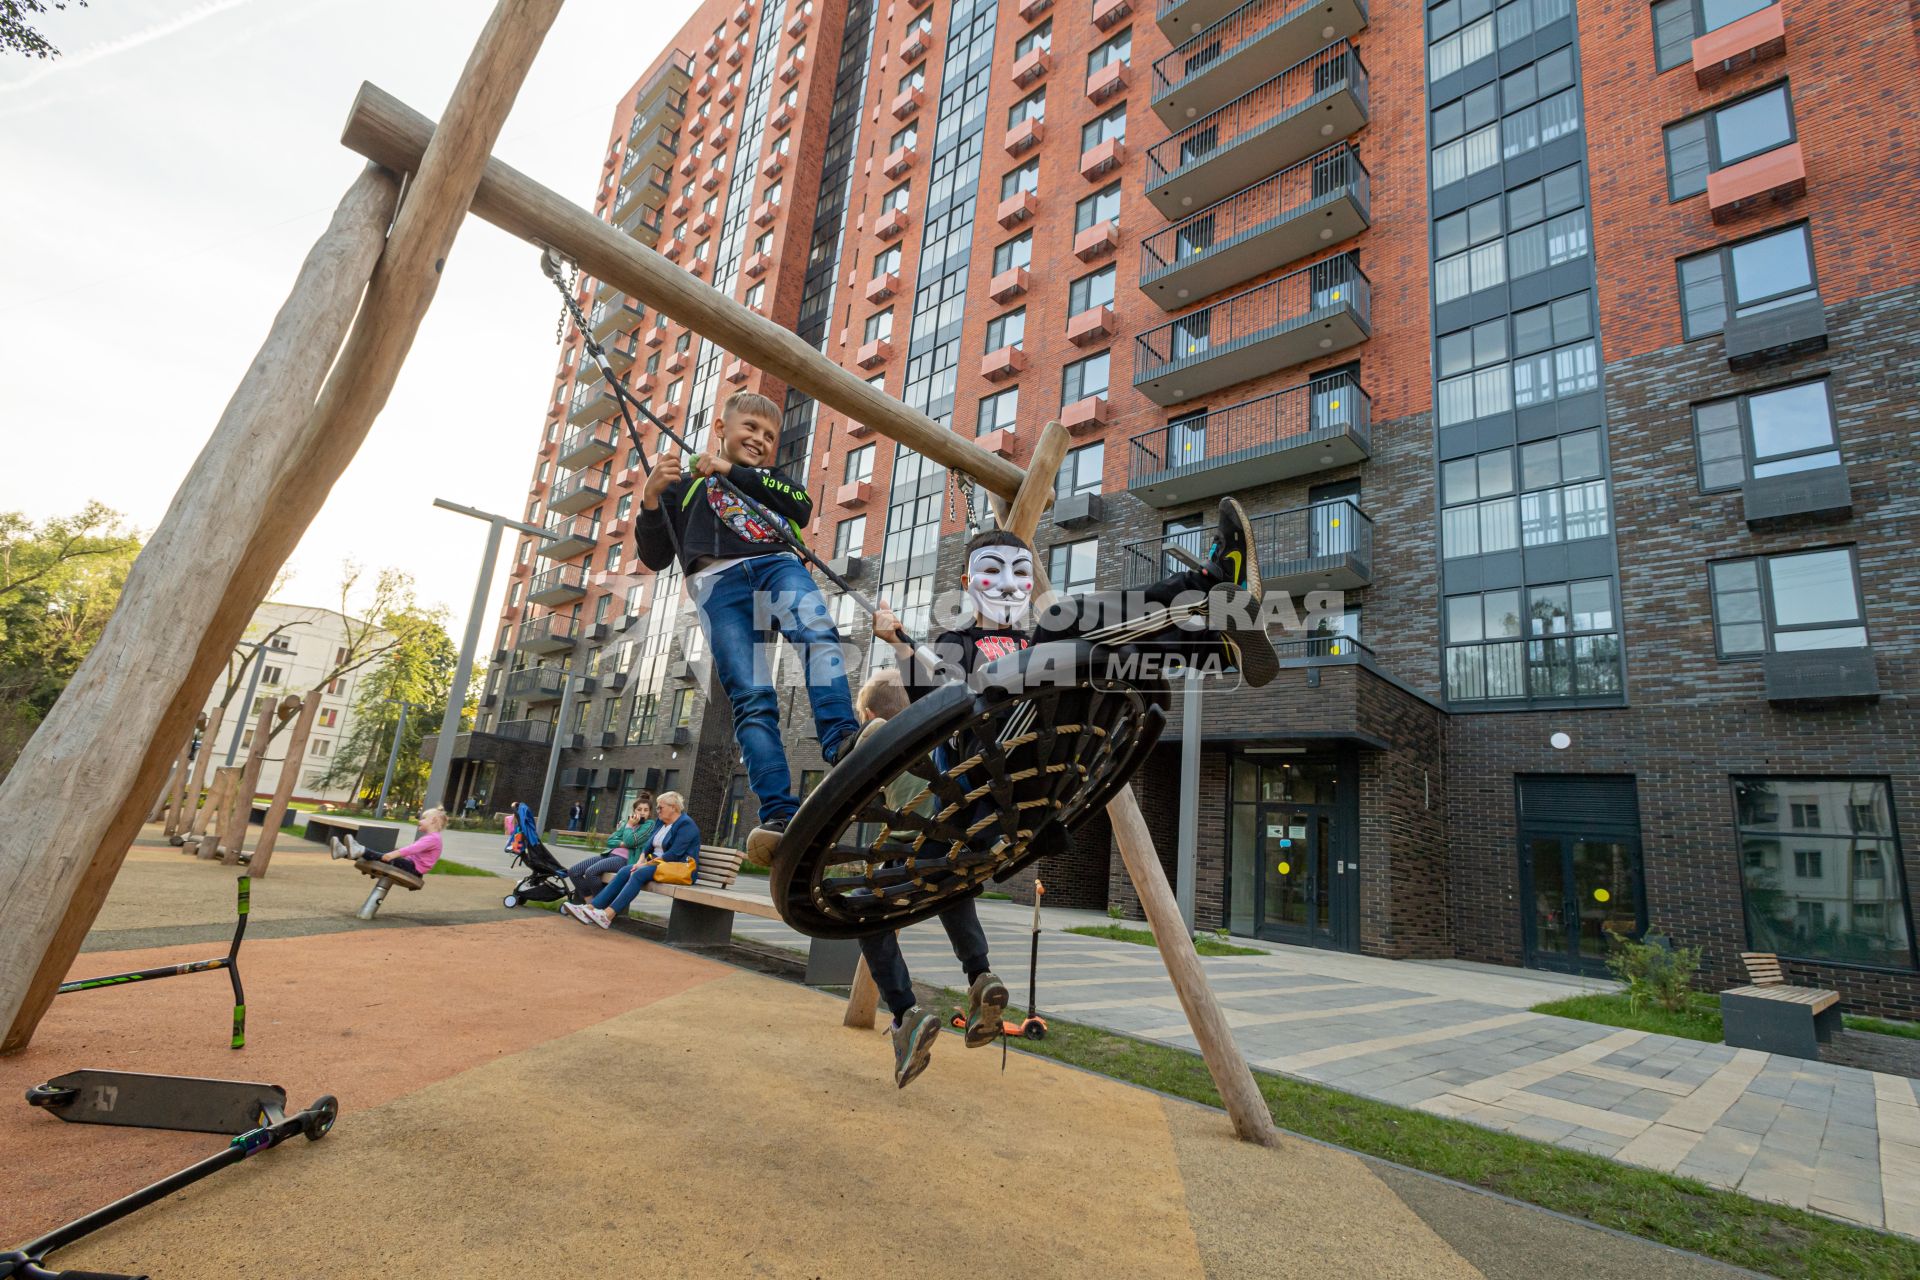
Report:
185,703,229,843
149,753,184,823
220,705,275,863
198,769,239,860
165,726,196,839
250,691,322,877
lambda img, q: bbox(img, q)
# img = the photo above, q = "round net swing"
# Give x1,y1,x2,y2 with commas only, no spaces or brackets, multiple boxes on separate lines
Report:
769,640,1168,940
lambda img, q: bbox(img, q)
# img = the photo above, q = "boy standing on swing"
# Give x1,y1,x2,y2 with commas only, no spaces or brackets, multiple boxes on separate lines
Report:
636,391,862,865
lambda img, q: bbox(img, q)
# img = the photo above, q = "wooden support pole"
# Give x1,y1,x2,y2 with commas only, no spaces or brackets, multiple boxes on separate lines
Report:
996,423,1279,1148
199,769,239,860
221,706,275,863
150,753,184,823
337,84,1032,507
842,953,880,1030
250,692,322,878
165,729,195,839
186,704,228,844
0,0,559,1054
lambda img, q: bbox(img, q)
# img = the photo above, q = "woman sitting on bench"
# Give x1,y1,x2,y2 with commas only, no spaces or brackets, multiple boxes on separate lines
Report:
329,807,446,875
562,792,699,930
563,796,658,900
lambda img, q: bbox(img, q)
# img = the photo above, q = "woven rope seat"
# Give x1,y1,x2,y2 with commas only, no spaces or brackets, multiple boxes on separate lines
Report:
769,640,1167,939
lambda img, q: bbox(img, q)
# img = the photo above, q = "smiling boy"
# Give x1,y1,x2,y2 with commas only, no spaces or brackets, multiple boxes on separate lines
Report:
635,391,861,862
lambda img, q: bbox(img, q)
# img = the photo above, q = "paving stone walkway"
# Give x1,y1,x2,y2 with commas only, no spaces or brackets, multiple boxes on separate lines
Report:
593,872,1920,1240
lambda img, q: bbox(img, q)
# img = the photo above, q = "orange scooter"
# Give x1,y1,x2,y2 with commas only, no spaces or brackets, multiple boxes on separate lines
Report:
952,882,1048,1041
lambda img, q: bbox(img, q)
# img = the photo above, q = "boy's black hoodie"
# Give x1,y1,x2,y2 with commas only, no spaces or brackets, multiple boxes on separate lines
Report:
635,460,813,572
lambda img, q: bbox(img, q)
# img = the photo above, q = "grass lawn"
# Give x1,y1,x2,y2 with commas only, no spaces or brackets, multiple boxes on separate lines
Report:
430,858,495,877
1009,1014,1920,1279
1534,990,1920,1045
1066,924,1266,958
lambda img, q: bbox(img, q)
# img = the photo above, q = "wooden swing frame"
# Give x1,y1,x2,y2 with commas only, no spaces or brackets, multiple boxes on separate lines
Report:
0,0,1275,1147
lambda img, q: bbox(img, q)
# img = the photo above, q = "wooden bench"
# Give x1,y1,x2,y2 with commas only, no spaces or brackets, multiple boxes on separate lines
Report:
1720,951,1841,1059
303,814,400,855
354,859,424,920
597,844,859,985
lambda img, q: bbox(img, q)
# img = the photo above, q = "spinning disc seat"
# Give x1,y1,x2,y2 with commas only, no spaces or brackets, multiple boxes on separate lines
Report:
769,641,1167,940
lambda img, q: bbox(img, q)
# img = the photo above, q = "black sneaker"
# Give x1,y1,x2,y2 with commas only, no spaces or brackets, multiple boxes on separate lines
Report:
1207,496,1263,604
746,819,787,865
962,972,1010,1048
891,1006,942,1088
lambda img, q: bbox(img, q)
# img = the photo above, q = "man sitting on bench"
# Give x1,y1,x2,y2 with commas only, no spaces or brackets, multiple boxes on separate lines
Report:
330,807,446,876
563,792,700,929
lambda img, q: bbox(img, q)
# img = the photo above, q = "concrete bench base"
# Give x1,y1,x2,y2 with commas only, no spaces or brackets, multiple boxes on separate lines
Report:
1721,990,1843,1059
653,889,860,986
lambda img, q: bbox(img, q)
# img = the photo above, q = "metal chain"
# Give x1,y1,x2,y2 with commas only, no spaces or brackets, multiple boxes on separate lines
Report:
554,263,577,345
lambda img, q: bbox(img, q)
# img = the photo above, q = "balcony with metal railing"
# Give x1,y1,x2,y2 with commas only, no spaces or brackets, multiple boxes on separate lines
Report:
567,380,619,426
515,615,578,655
612,163,673,222
632,50,694,125
548,464,611,516
604,329,640,374
1157,0,1236,40
1128,372,1370,506
622,124,679,184
1145,41,1367,217
528,562,588,608
495,718,557,744
1133,252,1368,405
589,296,645,341
504,666,568,703
1140,142,1368,309
1153,0,1368,127
1123,498,1373,595
537,513,599,560
619,202,665,249
557,421,619,470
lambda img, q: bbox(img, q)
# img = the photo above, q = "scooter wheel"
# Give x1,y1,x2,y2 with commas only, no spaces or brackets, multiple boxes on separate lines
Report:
301,1095,339,1141
25,1083,78,1109
1023,1023,1046,1041
502,895,519,909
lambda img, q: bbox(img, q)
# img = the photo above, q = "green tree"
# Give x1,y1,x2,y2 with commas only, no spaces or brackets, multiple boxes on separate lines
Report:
1,1,89,60
313,604,461,814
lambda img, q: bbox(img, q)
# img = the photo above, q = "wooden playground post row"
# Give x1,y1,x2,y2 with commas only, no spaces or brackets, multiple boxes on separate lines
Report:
166,728,195,839
251,692,324,878
0,0,562,1054
219,705,276,862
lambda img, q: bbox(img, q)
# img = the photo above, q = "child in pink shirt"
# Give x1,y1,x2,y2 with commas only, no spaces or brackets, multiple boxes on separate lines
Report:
330,807,446,874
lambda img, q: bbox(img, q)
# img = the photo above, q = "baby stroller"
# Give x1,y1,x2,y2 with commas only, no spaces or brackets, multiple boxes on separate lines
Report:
500,802,571,909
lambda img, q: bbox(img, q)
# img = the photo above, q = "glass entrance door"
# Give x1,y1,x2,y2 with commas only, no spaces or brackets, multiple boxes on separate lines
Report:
1524,833,1643,973
1258,805,1348,948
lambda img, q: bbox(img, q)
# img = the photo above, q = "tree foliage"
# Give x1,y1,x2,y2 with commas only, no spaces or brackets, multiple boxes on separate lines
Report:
0,502,142,779
1,1,88,60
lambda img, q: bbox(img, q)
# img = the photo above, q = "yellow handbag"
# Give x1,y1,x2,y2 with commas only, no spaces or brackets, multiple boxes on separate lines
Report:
652,855,696,886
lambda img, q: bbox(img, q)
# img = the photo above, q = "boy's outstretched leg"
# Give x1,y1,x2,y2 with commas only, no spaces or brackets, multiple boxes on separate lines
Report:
936,897,1009,1047
860,929,942,1087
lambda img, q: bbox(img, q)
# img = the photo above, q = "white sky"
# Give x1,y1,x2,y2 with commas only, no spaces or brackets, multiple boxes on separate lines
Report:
0,0,700,637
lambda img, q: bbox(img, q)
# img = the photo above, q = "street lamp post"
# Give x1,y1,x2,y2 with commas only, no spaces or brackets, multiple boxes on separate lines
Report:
422,498,553,813
375,699,422,819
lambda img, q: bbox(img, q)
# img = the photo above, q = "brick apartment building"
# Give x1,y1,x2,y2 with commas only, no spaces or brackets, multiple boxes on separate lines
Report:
450,0,1920,1013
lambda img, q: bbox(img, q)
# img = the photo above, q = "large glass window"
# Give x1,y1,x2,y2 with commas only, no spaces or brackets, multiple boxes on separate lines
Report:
1678,222,1818,339
833,514,866,557
1075,182,1122,233
993,231,1034,275
1057,442,1105,499
1734,777,1913,970
1445,430,1607,557
1081,105,1127,152
1653,0,1777,73
1068,264,1116,315
843,443,876,484
1049,538,1099,594
977,386,1019,435
1710,547,1867,656
1664,83,1795,200
1430,83,1500,189
1506,164,1588,278
1061,350,1111,403
1436,318,1511,426
1692,379,1839,490
985,308,1026,352
1434,196,1505,304
1446,578,1619,701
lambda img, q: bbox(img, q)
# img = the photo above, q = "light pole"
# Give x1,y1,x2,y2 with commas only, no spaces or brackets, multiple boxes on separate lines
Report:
422,498,553,812
224,642,266,766
536,666,585,831
375,699,422,819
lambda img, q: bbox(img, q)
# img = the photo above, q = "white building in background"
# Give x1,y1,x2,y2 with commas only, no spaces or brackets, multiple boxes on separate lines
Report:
194,601,390,805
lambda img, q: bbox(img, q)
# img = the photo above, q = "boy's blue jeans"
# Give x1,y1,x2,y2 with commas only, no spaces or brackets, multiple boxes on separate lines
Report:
692,553,860,825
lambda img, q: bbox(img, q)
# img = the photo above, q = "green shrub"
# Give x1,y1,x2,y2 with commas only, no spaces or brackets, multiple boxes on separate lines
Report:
1106,902,1124,922
1607,930,1702,1014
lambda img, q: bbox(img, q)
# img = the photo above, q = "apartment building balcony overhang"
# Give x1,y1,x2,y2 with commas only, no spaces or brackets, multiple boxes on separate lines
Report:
603,330,640,374
1133,252,1369,406
557,421,618,470
567,386,619,427
515,616,577,656
1141,142,1368,309
1124,497,1372,597
1128,374,1370,507
612,163,673,223
494,718,558,745
527,564,587,608
538,516,597,561
633,51,694,124
548,465,611,516
622,123,679,184
505,665,569,703
1145,41,1368,219
619,204,664,249
1152,0,1369,129
589,297,644,341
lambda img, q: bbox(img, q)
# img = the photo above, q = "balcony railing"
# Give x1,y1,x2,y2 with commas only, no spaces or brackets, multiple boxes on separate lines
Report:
1156,0,1246,41
567,384,618,426
504,666,568,703
537,514,599,560
1122,498,1373,594
620,203,665,248
528,564,588,606
548,464,611,515
1140,142,1369,308
1145,40,1367,217
612,163,672,220
589,297,645,340
1128,372,1371,506
633,50,694,121
1152,0,1368,126
495,718,556,744
1134,252,1369,405
557,421,619,470
515,615,578,654
622,124,679,182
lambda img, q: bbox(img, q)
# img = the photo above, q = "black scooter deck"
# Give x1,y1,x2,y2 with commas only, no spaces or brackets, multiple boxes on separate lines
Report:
28,1070,286,1135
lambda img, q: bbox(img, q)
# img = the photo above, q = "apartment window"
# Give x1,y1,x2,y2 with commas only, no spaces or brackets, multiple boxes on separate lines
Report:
309,737,331,758
1068,264,1116,315
907,10,933,34
1734,776,1912,969
1015,19,1051,59
1433,196,1504,304
1654,0,1776,72
1506,163,1589,278
1430,83,1499,189
266,633,294,653
891,123,918,153
261,665,284,685
606,543,624,574
1074,183,1122,235
772,132,792,158
1081,105,1126,152
508,583,523,608
993,232,1034,275
1710,547,1866,656
318,708,339,728
752,230,772,256
764,179,782,206
1061,350,1111,403
1501,83,1580,162
1002,159,1040,200
874,244,903,277
704,194,720,215
864,309,894,343
977,387,1019,435
674,331,693,354
1694,379,1839,491
1442,430,1605,559
672,687,696,730
1678,222,1817,339
898,66,925,94
882,182,911,211
1087,28,1131,73
1008,88,1046,128
834,515,867,557
327,677,346,696
1049,539,1099,594
625,582,646,617
616,493,633,520
844,443,876,484
985,308,1026,352
1057,442,1105,499
1511,292,1598,408
1445,579,1620,701
1435,318,1511,427
1665,83,1794,200
1428,10,1494,83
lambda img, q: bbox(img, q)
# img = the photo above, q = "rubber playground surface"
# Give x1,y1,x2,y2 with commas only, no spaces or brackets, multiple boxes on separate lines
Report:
1,828,1747,1278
